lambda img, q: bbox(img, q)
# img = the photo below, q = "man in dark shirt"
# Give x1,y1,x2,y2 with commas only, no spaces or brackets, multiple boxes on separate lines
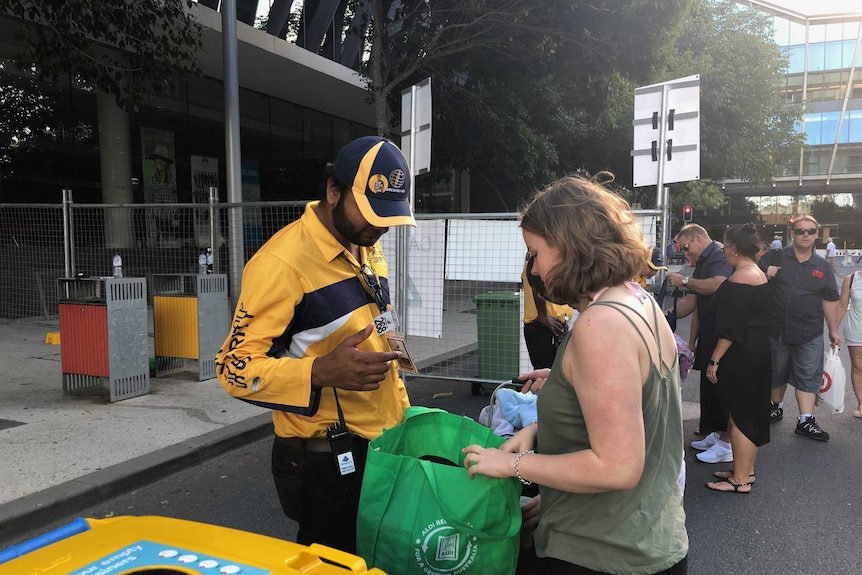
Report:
759,215,841,441
666,224,733,463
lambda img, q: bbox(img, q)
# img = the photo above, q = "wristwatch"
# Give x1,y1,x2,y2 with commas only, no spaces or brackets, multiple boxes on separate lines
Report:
708,360,719,366
681,276,689,286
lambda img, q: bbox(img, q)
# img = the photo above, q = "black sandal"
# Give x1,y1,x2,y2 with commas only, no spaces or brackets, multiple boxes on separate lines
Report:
713,470,756,484
705,477,752,494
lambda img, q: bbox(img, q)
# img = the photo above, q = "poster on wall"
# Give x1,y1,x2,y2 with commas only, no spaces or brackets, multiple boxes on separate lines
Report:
241,160,263,249
141,128,178,247
191,155,219,247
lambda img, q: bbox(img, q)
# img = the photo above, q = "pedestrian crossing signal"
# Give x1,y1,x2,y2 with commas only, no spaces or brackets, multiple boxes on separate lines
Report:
682,205,693,222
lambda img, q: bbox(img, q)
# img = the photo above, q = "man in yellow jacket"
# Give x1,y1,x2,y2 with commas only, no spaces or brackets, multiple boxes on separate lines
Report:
215,137,415,553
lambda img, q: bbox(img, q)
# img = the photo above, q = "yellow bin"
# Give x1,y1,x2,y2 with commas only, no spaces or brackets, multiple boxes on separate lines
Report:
0,515,388,575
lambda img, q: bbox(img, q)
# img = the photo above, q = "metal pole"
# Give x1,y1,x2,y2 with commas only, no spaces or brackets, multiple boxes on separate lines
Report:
395,85,417,332
656,85,670,285
209,186,219,274
62,189,73,278
222,0,244,308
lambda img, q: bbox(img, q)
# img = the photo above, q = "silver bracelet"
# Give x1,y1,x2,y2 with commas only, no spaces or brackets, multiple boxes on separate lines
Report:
514,449,535,485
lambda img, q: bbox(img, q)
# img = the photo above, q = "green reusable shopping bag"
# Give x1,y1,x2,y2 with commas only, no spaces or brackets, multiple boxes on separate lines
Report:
357,407,522,575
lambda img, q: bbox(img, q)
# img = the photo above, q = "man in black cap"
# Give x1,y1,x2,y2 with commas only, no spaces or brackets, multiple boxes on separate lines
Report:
215,136,415,552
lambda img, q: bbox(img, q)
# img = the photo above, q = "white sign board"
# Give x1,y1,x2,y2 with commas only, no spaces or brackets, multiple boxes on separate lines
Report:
445,220,526,283
401,78,432,175
380,219,445,337
632,75,700,187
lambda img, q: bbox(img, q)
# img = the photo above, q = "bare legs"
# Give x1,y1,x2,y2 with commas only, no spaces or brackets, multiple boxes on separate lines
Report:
706,415,756,493
849,347,862,418
771,383,816,417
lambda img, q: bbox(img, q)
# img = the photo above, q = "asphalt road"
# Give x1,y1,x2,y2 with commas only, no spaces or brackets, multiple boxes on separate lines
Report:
7,369,862,574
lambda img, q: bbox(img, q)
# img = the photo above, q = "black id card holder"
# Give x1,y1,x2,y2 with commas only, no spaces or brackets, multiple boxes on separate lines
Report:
327,423,356,476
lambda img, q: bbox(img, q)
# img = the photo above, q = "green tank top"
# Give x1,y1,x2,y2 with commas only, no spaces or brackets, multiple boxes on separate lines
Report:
534,299,688,574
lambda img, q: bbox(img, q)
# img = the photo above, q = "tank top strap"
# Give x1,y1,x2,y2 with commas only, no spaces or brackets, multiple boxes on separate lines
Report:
590,299,670,372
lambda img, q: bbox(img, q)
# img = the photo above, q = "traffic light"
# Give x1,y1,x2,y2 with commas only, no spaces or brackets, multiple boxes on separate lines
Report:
788,216,795,226
682,205,693,222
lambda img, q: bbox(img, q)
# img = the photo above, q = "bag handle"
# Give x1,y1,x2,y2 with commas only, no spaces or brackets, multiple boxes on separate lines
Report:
419,459,522,541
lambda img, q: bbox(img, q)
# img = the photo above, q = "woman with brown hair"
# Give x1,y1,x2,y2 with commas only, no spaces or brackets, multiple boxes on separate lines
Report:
462,174,688,574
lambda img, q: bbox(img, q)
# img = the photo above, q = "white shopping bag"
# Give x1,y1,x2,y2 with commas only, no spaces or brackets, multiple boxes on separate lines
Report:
817,347,846,414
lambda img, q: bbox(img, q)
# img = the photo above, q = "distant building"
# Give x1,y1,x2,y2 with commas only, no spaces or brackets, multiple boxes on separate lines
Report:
723,1,862,231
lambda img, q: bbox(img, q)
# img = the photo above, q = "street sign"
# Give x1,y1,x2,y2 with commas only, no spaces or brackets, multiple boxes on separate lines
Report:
400,77,432,176
632,74,700,188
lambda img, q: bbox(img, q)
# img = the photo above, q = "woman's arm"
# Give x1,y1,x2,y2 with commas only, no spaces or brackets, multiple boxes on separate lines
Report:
706,338,732,384
837,274,852,329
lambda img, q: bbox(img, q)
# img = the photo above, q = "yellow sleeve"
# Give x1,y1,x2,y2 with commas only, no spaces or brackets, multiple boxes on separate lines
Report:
215,252,318,414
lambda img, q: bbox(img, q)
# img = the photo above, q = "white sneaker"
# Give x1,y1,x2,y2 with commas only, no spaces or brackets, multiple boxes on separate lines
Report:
690,432,718,451
696,440,733,463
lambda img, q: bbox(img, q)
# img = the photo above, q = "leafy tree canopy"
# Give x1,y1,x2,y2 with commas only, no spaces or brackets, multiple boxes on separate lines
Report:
2,0,203,111
375,0,694,196
361,0,803,212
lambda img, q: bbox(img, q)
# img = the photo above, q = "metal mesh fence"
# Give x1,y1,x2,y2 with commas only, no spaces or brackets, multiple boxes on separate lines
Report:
0,204,66,321
0,201,529,384
381,214,527,389
0,199,661,385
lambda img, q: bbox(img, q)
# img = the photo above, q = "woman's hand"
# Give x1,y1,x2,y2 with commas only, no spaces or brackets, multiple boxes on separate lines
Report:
517,368,551,394
461,445,516,480
462,424,537,480
706,364,718,384
501,422,538,455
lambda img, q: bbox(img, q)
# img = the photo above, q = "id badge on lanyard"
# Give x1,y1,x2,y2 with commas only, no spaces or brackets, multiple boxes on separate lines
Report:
350,255,418,372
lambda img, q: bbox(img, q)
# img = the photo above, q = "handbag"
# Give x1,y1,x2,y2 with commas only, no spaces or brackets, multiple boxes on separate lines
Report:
817,347,846,414
357,407,522,575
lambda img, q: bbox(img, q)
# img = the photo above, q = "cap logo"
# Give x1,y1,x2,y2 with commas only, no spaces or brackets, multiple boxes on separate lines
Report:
369,174,389,194
389,168,406,191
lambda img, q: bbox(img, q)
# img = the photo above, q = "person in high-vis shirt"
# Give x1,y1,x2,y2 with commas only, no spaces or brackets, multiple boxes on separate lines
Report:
215,136,415,553
522,254,573,369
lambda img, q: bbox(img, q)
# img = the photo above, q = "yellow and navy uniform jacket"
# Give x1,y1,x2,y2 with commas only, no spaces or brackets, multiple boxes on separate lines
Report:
521,264,573,324
215,201,409,441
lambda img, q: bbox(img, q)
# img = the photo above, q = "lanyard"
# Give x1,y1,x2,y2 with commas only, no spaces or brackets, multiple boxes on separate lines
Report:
341,253,387,313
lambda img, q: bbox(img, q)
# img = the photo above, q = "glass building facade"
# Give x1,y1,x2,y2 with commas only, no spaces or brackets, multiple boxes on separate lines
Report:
0,4,377,206
724,2,862,233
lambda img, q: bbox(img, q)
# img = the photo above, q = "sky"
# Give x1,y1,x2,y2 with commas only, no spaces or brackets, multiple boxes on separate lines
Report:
759,0,861,17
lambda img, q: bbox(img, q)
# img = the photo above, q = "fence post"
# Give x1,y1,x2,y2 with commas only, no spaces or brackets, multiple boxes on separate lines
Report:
62,189,75,278
209,186,219,274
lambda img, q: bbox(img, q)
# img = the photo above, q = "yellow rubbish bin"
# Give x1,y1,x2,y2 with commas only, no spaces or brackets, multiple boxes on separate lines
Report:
0,515,388,575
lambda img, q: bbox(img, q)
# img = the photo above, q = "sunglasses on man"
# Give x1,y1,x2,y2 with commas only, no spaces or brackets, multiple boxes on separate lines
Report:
792,228,817,236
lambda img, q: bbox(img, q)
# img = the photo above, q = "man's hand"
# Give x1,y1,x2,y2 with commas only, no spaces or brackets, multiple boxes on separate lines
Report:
766,266,780,280
666,272,685,289
539,316,567,337
311,324,399,391
829,331,842,348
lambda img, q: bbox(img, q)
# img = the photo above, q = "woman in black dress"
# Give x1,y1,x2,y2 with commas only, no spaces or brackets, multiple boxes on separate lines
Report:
704,223,771,493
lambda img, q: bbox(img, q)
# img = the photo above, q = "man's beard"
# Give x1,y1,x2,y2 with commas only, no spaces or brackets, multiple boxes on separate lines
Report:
333,191,381,247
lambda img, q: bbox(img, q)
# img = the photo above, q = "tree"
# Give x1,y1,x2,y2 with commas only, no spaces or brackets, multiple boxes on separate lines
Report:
659,0,804,184
371,0,694,204
2,0,203,112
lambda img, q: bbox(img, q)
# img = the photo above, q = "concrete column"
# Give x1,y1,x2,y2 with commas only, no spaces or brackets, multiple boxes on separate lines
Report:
97,91,134,248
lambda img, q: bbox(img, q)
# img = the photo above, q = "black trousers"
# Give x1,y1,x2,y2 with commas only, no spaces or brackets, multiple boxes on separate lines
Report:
270,435,370,554
524,321,563,369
